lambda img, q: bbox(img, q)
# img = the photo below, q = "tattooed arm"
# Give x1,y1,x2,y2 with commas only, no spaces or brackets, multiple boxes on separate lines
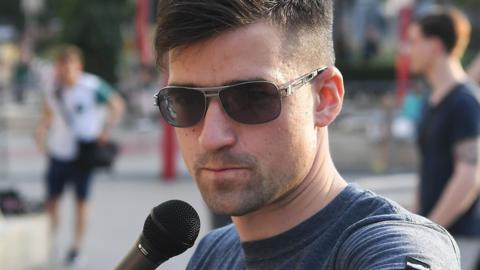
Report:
428,138,480,228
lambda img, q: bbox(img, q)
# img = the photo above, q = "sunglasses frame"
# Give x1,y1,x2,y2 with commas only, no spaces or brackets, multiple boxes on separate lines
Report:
154,66,328,126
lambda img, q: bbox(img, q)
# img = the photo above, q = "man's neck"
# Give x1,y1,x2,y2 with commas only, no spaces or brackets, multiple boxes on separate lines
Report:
426,56,467,105
231,131,348,242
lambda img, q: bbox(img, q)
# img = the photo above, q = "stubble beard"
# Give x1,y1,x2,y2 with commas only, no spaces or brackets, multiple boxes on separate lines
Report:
200,168,274,216
193,151,281,216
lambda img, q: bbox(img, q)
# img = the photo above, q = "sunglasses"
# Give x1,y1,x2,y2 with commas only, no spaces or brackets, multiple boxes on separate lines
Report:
154,67,327,128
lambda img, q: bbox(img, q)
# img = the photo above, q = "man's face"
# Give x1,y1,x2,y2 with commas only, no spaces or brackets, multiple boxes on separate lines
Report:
56,55,82,86
169,22,320,216
407,23,435,74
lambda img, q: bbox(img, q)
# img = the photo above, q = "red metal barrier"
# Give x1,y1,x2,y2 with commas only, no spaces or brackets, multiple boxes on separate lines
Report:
135,0,150,66
395,5,413,105
160,59,176,180
162,122,177,180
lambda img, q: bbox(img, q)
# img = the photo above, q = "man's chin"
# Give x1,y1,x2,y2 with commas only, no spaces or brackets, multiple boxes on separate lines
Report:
208,205,251,217
206,198,261,217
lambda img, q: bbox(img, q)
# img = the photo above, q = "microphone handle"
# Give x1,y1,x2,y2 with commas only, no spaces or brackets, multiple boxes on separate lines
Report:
115,237,165,270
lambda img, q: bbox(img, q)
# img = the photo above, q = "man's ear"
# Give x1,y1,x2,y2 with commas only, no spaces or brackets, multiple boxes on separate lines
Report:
312,66,344,127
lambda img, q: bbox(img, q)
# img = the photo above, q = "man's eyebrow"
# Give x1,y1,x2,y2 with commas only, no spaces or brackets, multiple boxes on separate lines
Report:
168,77,273,88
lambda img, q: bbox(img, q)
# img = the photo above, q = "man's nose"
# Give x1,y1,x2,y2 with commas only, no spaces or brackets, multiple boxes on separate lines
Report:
198,98,237,152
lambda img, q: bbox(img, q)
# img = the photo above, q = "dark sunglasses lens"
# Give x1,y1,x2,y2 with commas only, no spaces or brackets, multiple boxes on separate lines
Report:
157,88,205,127
220,82,281,124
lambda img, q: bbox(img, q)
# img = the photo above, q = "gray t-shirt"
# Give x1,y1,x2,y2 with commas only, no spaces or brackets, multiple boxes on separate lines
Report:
187,184,460,269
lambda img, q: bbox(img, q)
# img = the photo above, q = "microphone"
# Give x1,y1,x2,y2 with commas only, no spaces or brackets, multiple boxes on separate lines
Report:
115,200,201,270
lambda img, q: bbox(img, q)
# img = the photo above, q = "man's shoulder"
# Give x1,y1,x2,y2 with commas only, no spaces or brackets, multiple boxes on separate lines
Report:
338,184,410,219
334,214,460,269
76,73,114,102
327,185,460,268
449,82,480,108
77,73,102,90
342,184,458,244
335,185,439,241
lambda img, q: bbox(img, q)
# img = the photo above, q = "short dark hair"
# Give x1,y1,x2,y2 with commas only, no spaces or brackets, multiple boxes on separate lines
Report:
56,44,84,65
155,0,334,68
414,7,471,58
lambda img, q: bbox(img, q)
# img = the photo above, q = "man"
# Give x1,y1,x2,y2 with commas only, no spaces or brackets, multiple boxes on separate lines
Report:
407,7,480,270
34,45,124,266
154,1,459,269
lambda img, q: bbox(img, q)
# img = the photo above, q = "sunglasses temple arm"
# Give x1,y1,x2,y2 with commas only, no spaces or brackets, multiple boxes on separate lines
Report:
281,67,327,97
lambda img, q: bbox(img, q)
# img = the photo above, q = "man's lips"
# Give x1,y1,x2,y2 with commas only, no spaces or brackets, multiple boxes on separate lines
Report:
199,166,250,177
202,167,248,172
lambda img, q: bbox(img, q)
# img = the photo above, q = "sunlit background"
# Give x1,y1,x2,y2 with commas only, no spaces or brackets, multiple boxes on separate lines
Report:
0,0,479,269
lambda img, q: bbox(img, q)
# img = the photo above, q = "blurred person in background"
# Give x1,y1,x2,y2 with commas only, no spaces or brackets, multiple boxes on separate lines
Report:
34,45,124,267
362,25,380,64
407,7,480,270
392,80,427,143
12,46,32,104
0,49,9,99
154,1,460,269
133,64,160,130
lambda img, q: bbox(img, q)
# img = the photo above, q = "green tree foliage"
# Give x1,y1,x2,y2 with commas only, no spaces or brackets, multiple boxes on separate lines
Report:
0,1,23,29
450,0,478,6
47,0,134,84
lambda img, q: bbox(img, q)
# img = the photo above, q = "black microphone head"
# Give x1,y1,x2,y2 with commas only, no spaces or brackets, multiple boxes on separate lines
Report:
142,200,200,262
